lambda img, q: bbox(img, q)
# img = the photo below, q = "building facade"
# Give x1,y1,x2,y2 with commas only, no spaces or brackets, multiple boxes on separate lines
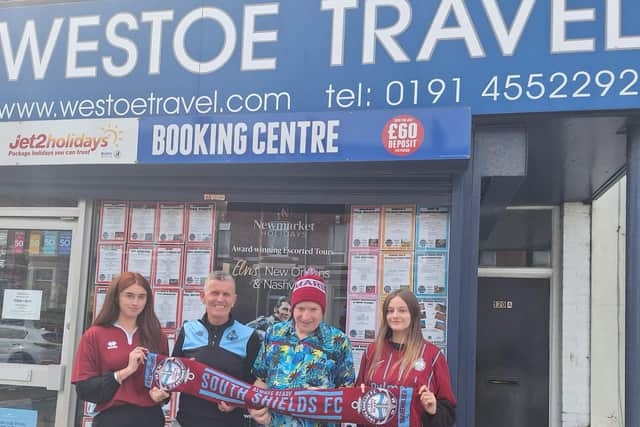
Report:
0,1,637,426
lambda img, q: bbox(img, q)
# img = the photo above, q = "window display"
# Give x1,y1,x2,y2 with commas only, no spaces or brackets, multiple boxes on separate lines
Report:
87,200,452,425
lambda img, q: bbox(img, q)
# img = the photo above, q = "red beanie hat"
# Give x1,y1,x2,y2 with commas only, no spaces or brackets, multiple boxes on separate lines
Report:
291,268,327,313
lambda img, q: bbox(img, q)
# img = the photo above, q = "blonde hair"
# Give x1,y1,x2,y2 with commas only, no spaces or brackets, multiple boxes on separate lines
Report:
367,289,424,382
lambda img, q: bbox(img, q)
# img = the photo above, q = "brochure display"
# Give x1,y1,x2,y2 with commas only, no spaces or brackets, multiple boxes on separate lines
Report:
415,252,448,297
382,206,415,250
381,252,413,295
90,200,217,425
158,203,185,243
183,246,213,288
187,204,216,242
155,246,183,286
347,205,451,358
181,290,205,326
95,244,124,284
99,202,127,241
346,298,377,341
350,207,381,249
129,203,157,242
126,245,154,283
348,252,378,295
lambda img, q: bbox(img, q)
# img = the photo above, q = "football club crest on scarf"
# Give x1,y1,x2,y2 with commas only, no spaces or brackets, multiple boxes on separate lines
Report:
155,358,194,390
354,388,398,424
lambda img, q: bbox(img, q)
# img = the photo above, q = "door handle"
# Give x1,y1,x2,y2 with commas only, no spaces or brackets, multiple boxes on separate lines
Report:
487,377,520,385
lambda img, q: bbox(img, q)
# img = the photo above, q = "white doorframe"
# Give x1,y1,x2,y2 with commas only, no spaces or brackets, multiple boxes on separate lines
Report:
478,205,561,427
0,201,93,427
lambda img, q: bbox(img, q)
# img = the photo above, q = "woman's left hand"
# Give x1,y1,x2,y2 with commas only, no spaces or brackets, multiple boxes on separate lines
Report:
149,387,170,403
418,385,437,415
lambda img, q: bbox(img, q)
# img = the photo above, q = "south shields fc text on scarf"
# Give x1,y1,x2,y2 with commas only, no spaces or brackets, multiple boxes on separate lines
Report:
144,353,412,426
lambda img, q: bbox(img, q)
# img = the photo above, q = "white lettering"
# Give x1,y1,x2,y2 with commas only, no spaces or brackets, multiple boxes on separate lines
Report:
606,0,640,50
165,124,179,155
326,120,339,153
179,124,193,155
0,18,63,80
193,123,209,155
362,0,410,64
482,0,534,56
103,13,138,77
66,15,100,78
252,122,266,154
551,0,595,53
152,124,165,155
267,121,279,154
418,0,485,61
241,3,279,71
141,10,174,74
310,121,326,153
322,0,358,66
173,7,236,74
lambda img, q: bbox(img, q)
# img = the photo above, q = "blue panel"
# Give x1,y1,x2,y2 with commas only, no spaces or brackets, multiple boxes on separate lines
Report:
57,231,72,255
137,108,470,164
0,408,37,427
219,321,253,358
626,126,640,426
0,1,638,120
182,320,208,351
448,153,482,426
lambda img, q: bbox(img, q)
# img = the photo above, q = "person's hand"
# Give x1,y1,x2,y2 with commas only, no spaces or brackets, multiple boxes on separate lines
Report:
148,387,170,403
418,385,437,415
218,401,236,413
126,346,147,372
115,347,147,383
360,383,366,393
248,406,272,425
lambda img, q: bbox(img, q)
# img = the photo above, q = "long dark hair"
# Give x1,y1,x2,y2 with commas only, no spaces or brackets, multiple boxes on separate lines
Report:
94,272,163,352
367,289,424,382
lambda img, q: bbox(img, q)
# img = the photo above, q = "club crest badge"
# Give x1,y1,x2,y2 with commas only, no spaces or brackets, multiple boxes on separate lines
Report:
154,357,194,391
414,358,426,371
352,388,397,425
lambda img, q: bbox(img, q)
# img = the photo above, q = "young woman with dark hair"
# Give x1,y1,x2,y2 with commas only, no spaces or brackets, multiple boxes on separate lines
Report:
72,272,170,427
356,289,456,427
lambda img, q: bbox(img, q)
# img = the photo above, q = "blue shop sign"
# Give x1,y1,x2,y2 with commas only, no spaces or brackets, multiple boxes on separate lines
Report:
137,108,471,164
0,1,638,120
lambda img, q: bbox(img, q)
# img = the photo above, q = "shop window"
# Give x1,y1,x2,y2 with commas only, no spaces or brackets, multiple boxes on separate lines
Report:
328,222,348,264
265,221,290,252
479,209,552,267
0,326,28,340
88,201,452,365
33,268,54,283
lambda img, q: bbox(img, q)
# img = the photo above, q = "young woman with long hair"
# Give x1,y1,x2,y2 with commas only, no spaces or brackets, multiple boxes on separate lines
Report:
72,272,170,427
356,289,456,427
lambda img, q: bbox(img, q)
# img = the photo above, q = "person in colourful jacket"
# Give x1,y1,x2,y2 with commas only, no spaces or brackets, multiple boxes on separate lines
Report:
249,268,355,426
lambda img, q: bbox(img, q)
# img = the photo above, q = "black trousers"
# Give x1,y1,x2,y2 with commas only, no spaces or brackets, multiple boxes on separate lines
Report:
94,404,164,427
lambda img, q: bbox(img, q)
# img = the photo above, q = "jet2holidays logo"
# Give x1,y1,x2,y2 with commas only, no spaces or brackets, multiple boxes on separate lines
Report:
0,118,138,165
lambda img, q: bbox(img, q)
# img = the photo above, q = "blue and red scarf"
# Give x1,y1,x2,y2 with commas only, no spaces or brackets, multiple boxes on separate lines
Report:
143,353,413,426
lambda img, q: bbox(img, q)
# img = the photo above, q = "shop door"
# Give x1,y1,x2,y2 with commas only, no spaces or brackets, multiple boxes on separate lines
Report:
0,217,80,427
476,277,550,427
